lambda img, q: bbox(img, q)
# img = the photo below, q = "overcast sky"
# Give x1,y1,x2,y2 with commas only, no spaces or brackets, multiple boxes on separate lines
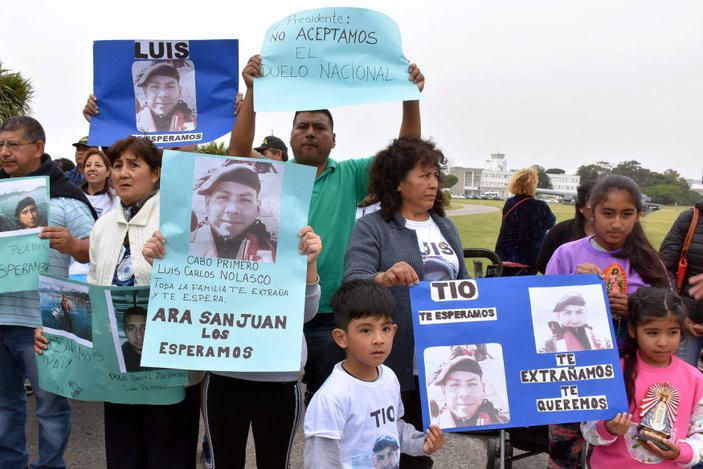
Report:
4,0,702,179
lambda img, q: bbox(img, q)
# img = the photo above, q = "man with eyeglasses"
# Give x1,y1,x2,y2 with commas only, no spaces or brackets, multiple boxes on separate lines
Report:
0,116,97,469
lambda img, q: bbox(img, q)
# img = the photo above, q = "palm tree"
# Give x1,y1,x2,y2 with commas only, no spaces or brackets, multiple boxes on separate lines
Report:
0,61,34,121
195,141,228,155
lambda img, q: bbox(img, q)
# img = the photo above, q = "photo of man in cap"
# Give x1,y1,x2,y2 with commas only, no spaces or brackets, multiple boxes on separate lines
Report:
538,294,612,353
254,135,288,162
429,354,508,428
133,60,197,133
371,435,400,469
190,161,277,262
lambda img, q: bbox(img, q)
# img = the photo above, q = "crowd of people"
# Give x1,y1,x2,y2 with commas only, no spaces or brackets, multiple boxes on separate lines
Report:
1,46,703,469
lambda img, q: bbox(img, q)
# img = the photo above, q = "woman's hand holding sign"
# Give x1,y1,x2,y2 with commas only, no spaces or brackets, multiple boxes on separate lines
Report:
375,262,420,288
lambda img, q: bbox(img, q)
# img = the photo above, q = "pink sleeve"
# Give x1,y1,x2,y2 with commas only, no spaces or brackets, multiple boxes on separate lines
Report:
675,441,694,466
594,420,618,443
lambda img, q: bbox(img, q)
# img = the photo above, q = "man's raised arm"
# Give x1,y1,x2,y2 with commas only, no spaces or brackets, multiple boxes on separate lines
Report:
399,63,425,138
229,55,262,158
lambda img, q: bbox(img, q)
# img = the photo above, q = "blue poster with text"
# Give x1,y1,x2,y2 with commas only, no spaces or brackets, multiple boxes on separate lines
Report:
255,8,420,111
411,275,628,432
141,150,316,372
90,39,238,147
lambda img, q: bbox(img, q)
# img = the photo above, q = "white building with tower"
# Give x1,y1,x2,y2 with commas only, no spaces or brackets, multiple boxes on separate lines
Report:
448,153,579,198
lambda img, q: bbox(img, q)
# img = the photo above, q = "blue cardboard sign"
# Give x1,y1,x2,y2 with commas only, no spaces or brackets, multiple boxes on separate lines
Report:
141,150,316,372
90,39,238,147
411,275,628,432
255,7,420,111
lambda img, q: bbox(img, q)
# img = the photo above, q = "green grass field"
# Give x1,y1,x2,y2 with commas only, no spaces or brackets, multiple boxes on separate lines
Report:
448,200,688,254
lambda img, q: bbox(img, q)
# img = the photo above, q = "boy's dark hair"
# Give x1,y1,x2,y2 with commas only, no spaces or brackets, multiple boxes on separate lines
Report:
331,280,395,330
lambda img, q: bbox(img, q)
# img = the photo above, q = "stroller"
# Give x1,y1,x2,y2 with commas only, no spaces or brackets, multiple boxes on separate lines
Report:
461,248,551,469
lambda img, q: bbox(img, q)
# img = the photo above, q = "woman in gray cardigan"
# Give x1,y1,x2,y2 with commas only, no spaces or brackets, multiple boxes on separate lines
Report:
344,136,467,468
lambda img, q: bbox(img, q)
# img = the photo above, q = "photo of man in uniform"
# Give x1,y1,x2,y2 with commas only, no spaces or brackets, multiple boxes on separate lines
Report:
190,163,277,262
133,60,197,133
539,294,612,353
431,356,508,428
121,306,147,372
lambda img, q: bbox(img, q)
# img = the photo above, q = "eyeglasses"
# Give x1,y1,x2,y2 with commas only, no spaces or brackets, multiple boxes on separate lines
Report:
0,141,35,151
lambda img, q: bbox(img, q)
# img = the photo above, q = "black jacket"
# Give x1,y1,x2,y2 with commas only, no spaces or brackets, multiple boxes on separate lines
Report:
660,202,703,319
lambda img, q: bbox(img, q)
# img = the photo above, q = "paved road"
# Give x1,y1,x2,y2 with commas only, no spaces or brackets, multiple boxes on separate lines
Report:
447,204,500,216
27,394,547,468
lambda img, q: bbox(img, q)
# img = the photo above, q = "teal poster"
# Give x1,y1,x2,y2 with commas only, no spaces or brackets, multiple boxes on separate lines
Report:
255,7,420,111
0,176,50,293
141,151,315,371
37,274,188,404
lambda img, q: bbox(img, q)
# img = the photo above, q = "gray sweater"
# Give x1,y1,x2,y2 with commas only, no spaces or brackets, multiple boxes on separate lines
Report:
344,211,467,390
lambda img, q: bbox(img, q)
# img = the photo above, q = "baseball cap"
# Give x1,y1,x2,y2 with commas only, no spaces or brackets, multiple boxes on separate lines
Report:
72,136,92,148
254,135,288,155
198,164,261,195
135,61,180,87
433,356,483,385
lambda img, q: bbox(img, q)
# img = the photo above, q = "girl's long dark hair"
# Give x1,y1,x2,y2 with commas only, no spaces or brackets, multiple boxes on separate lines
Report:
589,175,669,287
621,287,686,406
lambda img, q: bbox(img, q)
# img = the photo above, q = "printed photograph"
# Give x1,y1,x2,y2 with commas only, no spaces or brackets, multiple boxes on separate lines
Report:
39,277,93,347
350,434,402,469
424,344,510,429
106,288,151,373
0,177,49,236
529,284,614,354
132,59,197,133
189,155,283,263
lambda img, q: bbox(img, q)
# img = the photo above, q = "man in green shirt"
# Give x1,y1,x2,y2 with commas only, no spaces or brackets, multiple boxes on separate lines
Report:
229,54,424,400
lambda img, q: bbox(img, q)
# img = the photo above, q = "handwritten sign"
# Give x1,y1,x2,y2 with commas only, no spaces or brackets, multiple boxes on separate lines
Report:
141,150,315,371
90,39,238,147
255,7,420,111
0,177,50,293
411,275,627,432
37,275,187,404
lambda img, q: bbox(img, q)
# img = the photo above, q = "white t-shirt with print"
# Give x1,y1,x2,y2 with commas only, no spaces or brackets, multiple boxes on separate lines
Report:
405,217,459,281
305,363,405,469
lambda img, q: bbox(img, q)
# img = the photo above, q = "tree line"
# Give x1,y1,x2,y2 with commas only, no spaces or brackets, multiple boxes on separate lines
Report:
537,162,700,205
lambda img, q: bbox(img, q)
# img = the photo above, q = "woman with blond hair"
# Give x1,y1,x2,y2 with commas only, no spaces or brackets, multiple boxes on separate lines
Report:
495,167,555,275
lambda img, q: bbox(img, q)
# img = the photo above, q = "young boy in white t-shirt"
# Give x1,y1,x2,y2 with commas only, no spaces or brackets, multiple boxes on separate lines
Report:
304,279,444,468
